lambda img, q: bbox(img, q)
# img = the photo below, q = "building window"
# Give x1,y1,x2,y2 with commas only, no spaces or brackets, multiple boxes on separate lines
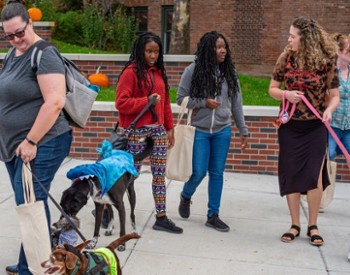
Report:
162,6,173,54
128,7,148,35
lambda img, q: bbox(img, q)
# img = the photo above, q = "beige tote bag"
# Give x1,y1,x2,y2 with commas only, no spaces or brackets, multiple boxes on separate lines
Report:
301,155,337,209
166,96,195,182
16,163,51,274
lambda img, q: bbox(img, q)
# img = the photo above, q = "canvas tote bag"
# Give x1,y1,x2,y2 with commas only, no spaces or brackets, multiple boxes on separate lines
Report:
166,96,195,182
16,163,51,274
301,154,337,209
319,156,337,209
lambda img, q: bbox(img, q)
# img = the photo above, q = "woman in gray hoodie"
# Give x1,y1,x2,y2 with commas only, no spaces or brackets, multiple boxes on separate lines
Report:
177,31,248,232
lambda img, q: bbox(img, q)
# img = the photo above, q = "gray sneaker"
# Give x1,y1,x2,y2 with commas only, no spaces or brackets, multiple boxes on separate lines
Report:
153,216,183,234
205,214,230,232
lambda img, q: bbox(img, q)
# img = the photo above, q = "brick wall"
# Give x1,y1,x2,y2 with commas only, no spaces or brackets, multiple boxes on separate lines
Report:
70,103,350,183
118,0,350,76
57,54,194,88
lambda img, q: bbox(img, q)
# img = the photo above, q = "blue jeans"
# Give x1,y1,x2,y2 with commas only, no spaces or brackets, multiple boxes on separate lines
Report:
328,127,350,160
181,126,231,217
5,131,72,275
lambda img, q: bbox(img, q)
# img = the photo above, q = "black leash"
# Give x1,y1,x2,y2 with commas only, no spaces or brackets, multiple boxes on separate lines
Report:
26,162,87,242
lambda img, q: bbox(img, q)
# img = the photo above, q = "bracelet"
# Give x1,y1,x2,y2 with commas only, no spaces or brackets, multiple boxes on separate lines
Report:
25,136,37,146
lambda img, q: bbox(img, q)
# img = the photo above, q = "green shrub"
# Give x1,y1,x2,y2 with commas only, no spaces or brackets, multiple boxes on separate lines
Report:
108,8,138,53
53,11,84,46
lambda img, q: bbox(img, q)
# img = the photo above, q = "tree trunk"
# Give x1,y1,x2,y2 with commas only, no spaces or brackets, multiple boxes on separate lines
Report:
168,0,191,54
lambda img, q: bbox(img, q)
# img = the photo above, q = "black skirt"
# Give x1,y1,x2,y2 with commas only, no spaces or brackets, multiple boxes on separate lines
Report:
278,119,330,196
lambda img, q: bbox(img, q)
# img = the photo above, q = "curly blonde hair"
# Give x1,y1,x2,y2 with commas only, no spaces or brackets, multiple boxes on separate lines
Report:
332,33,349,52
286,16,337,71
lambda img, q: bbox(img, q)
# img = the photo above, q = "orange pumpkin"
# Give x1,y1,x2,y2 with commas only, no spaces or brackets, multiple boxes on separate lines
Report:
28,7,43,21
88,66,109,88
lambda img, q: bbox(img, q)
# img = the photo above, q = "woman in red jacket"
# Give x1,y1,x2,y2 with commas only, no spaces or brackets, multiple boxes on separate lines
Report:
116,32,182,234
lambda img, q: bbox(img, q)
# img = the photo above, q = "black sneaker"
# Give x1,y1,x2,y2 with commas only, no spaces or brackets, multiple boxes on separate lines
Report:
205,214,230,232
178,194,191,219
153,216,183,234
5,265,18,275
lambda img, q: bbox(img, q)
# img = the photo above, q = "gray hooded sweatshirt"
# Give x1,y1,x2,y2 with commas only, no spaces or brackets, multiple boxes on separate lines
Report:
176,62,248,135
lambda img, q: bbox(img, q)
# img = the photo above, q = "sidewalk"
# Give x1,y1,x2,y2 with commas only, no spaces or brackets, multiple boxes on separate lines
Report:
0,158,350,274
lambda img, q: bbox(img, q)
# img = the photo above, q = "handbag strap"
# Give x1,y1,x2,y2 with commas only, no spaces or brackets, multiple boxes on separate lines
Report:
177,96,193,126
22,163,36,204
299,94,350,167
129,95,157,129
25,162,87,242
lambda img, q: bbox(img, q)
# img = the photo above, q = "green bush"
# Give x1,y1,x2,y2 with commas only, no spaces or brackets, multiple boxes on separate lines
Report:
108,8,138,53
81,2,105,49
80,1,138,52
53,11,84,46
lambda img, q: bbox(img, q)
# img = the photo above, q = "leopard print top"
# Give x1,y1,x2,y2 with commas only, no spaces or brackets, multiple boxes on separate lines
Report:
272,51,340,120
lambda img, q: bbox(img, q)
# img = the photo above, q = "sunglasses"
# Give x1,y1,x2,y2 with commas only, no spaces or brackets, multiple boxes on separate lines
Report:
4,23,28,41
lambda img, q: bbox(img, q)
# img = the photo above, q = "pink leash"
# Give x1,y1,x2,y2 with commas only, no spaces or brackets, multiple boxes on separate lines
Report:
280,92,350,168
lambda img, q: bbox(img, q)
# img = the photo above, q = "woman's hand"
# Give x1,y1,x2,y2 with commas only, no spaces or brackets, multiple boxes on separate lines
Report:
240,135,248,150
167,129,175,149
323,108,333,122
149,94,161,105
285,90,304,104
206,98,221,109
16,139,37,163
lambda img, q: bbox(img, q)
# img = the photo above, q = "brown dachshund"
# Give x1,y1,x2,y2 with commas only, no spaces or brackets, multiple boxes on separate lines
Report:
41,233,140,274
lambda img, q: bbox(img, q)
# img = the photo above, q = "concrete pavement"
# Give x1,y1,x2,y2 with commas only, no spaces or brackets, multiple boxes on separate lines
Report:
0,157,350,274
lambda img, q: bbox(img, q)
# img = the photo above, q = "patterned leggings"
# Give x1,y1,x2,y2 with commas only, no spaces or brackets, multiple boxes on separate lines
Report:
126,125,168,213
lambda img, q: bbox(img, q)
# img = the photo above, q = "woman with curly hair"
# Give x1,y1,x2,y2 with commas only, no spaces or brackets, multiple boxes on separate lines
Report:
116,32,183,234
269,17,340,246
177,31,248,232
328,33,350,161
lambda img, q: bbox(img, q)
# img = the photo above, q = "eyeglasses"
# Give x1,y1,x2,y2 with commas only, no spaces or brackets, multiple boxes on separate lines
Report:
4,23,28,41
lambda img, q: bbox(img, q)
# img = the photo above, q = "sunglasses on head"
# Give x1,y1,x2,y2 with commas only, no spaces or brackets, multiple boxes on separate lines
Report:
4,22,28,41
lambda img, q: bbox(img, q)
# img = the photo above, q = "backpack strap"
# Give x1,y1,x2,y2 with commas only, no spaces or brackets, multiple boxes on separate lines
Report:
30,40,54,73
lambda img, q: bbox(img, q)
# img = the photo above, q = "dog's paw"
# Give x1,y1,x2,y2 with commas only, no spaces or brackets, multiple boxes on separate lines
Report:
117,244,126,252
105,225,114,236
105,230,113,236
86,238,98,250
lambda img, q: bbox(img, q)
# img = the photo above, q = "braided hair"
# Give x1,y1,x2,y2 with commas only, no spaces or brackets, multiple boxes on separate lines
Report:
118,32,169,93
1,0,29,23
190,31,240,99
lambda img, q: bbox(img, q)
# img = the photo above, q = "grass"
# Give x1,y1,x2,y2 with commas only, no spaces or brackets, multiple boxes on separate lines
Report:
51,39,118,54
97,76,278,106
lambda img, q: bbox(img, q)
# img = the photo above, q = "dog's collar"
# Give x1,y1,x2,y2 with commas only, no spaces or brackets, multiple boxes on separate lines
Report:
64,244,82,275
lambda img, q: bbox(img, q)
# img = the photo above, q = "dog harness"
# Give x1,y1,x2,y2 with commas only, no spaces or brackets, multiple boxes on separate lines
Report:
64,244,110,275
84,251,110,274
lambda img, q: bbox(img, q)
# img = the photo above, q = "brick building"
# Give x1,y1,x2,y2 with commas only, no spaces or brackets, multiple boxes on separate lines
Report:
120,0,350,76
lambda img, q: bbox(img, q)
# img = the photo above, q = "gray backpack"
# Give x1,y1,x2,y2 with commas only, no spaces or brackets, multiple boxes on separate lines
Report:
30,40,99,128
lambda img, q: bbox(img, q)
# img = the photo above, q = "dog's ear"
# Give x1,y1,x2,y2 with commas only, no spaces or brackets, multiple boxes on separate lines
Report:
75,240,91,252
65,252,80,270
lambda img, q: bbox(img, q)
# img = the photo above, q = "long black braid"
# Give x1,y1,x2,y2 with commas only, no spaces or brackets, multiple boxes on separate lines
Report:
118,32,169,93
190,31,239,99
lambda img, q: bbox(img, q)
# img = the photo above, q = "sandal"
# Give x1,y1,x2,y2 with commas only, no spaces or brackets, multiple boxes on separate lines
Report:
307,225,324,246
280,224,300,243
